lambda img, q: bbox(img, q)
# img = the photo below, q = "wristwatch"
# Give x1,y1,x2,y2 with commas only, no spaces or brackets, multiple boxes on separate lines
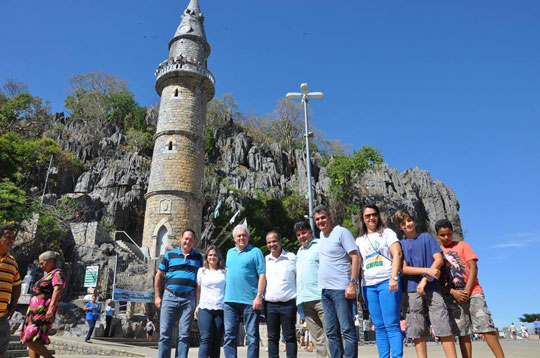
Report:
257,292,265,299
391,275,399,281
350,278,358,285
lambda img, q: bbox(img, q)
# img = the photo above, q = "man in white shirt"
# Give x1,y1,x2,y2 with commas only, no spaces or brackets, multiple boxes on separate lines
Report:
265,231,297,358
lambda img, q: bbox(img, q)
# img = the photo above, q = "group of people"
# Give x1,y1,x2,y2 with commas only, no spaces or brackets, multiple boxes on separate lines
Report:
0,224,65,358
153,204,506,358
0,200,509,358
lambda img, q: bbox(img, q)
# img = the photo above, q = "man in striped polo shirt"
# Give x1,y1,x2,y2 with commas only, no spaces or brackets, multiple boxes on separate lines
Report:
0,225,21,358
155,229,202,358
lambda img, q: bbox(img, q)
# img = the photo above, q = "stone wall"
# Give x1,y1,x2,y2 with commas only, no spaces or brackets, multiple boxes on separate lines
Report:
50,337,145,357
70,222,114,246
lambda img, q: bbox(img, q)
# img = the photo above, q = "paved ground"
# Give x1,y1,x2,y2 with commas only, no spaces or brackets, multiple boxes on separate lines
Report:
54,336,540,357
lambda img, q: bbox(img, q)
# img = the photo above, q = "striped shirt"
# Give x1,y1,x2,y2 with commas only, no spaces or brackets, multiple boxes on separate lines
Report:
158,248,202,293
0,252,21,317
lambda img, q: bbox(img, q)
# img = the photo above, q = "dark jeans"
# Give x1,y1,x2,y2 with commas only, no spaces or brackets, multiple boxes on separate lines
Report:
198,308,224,358
86,319,96,341
321,289,358,358
105,315,113,337
223,302,261,358
266,299,297,358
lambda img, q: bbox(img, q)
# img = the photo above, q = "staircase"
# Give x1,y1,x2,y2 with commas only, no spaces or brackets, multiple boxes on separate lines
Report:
5,335,55,358
116,240,145,263
93,337,158,349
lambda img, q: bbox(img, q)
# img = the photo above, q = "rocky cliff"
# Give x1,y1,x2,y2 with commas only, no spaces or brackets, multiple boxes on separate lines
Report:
49,113,462,248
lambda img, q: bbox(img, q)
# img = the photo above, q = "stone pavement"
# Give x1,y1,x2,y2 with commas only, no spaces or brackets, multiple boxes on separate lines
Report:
51,337,540,357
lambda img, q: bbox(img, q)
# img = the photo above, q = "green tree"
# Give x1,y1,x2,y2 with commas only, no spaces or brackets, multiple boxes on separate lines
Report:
0,79,51,138
206,93,238,132
0,179,31,224
326,145,383,222
519,313,540,323
327,146,383,199
0,133,83,190
126,127,154,155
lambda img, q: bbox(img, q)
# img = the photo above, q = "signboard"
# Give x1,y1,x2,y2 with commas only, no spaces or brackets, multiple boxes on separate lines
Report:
83,266,99,288
113,288,155,303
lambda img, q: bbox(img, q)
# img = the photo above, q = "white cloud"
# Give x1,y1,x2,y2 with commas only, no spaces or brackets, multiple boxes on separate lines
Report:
491,236,539,249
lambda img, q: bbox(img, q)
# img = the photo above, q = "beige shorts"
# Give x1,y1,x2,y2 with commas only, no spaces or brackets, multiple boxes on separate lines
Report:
405,291,453,338
444,293,496,336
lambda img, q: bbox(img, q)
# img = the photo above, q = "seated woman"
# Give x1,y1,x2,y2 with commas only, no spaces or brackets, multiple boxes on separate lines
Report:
21,251,66,358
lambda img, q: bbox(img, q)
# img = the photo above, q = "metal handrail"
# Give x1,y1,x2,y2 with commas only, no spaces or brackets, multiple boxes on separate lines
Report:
114,231,147,261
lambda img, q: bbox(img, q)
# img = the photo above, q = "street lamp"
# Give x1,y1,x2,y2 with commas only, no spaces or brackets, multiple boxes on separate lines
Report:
286,83,323,231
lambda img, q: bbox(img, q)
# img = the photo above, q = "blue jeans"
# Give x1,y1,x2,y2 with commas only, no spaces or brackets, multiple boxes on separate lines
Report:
223,302,260,358
321,289,358,358
85,319,96,341
266,299,297,358
158,290,196,358
362,279,403,358
198,308,224,358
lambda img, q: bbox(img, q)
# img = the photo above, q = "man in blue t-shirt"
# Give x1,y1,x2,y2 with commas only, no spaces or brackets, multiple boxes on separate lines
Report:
314,205,360,358
154,229,202,358
392,210,457,358
223,224,266,358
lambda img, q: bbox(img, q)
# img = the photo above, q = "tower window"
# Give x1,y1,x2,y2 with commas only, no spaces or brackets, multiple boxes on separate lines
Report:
168,141,173,151
174,88,179,97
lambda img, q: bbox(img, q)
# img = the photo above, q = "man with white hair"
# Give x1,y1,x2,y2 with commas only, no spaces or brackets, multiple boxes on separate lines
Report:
223,225,266,358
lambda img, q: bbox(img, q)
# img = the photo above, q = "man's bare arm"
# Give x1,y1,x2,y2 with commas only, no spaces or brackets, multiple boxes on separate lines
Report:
154,270,165,310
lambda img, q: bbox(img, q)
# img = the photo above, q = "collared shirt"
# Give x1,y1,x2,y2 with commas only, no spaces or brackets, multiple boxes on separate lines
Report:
296,238,322,305
0,252,21,318
105,306,115,317
265,249,296,302
224,244,265,305
158,247,202,293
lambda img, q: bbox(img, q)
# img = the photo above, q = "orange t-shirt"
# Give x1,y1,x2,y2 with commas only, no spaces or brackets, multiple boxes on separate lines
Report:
441,241,483,295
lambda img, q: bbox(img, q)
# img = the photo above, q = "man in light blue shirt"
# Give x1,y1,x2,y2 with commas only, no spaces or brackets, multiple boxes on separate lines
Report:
223,225,266,358
295,221,329,358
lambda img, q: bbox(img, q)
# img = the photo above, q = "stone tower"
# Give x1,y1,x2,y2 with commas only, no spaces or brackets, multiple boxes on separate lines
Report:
142,0,214,258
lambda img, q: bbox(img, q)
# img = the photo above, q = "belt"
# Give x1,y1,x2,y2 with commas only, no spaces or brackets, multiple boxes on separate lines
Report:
165,287,192,297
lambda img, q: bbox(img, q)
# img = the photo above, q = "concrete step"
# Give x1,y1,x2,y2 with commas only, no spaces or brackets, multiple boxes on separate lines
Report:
7,341,25,350
5,350,55,358
4,350,27,358
93,337,158,347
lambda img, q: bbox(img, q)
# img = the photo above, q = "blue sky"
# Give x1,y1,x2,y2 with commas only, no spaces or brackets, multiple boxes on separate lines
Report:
2,0,539,329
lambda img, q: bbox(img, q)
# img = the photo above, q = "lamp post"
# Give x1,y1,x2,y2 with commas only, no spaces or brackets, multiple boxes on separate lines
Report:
286,83,323,231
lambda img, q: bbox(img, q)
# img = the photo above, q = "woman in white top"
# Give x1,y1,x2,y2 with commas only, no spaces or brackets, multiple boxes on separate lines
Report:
356,204,403,358
196,245,226,358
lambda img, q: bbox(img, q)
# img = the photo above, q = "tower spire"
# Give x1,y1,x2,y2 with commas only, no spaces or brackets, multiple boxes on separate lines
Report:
169,0,209,54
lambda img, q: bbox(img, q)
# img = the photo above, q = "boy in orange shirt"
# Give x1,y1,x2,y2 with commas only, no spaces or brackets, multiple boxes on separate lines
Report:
436,219,505,358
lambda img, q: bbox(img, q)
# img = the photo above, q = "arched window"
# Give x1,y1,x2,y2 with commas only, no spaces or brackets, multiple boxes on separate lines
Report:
168,141,173,151
174,88,179,97
157,226,169,257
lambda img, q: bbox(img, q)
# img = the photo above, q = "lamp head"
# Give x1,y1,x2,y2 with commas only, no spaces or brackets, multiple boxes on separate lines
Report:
300,83,309,93
286,93,302,100
308,92,324,99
